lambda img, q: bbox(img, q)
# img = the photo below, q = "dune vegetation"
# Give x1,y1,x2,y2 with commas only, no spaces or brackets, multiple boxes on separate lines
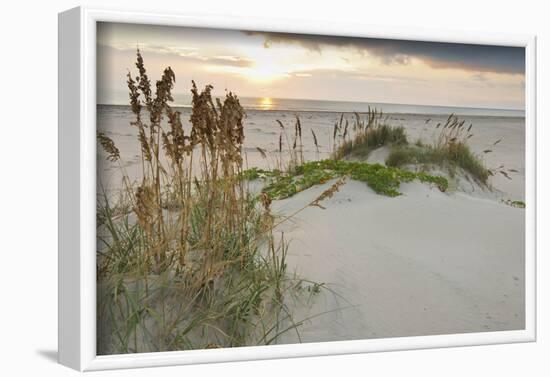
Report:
245,108,450,202
245,159,447,199
329,111,513,187
385,114,493,184
331,109,408,160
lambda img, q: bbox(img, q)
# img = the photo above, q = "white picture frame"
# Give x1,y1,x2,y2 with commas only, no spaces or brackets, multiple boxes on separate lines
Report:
58,6,537,371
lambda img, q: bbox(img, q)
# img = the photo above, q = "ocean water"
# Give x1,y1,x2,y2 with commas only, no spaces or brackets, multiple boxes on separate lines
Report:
97,99,526,199
234,97,524,118
105,96,524,117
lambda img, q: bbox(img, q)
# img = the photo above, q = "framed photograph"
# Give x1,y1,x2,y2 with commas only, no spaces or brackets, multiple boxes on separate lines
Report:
58,6,536,371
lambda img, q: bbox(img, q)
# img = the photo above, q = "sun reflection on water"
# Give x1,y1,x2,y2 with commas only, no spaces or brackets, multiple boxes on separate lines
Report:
259,97,274,110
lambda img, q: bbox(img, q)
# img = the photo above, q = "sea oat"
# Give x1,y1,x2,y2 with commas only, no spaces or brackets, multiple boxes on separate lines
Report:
97,132,120,162
309,176,348,209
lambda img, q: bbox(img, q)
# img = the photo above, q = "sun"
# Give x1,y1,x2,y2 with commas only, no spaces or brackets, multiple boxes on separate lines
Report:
245,63,285,83
242,49,288,83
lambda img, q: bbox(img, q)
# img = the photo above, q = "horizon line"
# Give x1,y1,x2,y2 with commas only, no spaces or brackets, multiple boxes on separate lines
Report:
97,95,525,113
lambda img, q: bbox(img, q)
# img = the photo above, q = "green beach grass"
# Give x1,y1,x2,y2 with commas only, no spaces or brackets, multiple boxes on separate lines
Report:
244,159,448,199
385,141,490,184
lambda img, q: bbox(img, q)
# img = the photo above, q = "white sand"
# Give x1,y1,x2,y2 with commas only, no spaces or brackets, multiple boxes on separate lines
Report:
274,179,525,343
366,146,391,165
97,105,526,342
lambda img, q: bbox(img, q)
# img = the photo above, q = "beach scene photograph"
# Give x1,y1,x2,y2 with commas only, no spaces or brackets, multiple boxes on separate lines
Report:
95,22,526,355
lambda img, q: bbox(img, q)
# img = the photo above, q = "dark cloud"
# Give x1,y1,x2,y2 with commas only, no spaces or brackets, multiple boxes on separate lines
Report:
243,31,525,75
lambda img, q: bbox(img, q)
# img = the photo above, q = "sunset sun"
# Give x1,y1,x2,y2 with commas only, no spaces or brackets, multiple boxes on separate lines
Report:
242,49,289,82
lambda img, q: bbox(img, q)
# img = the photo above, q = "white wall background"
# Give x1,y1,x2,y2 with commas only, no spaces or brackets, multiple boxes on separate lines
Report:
0,0,547,375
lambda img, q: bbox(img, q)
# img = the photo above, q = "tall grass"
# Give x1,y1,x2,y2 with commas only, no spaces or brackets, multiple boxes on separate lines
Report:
96,50,320,354
274,116,304,172
385,114,492,184
332,109,407,160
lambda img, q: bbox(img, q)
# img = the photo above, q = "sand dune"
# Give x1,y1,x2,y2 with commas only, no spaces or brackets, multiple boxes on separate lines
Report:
275,178,525,343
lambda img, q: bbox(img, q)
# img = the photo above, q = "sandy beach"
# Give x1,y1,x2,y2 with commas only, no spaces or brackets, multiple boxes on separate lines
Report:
274,178,524,343
98,103,526,345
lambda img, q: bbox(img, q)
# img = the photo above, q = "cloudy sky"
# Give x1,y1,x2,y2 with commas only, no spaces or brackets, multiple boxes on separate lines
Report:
97,22,525,110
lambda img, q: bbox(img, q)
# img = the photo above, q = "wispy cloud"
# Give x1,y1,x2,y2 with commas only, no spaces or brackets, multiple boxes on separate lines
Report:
289,68,429,83
100,44,255,68
472,73,488,82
